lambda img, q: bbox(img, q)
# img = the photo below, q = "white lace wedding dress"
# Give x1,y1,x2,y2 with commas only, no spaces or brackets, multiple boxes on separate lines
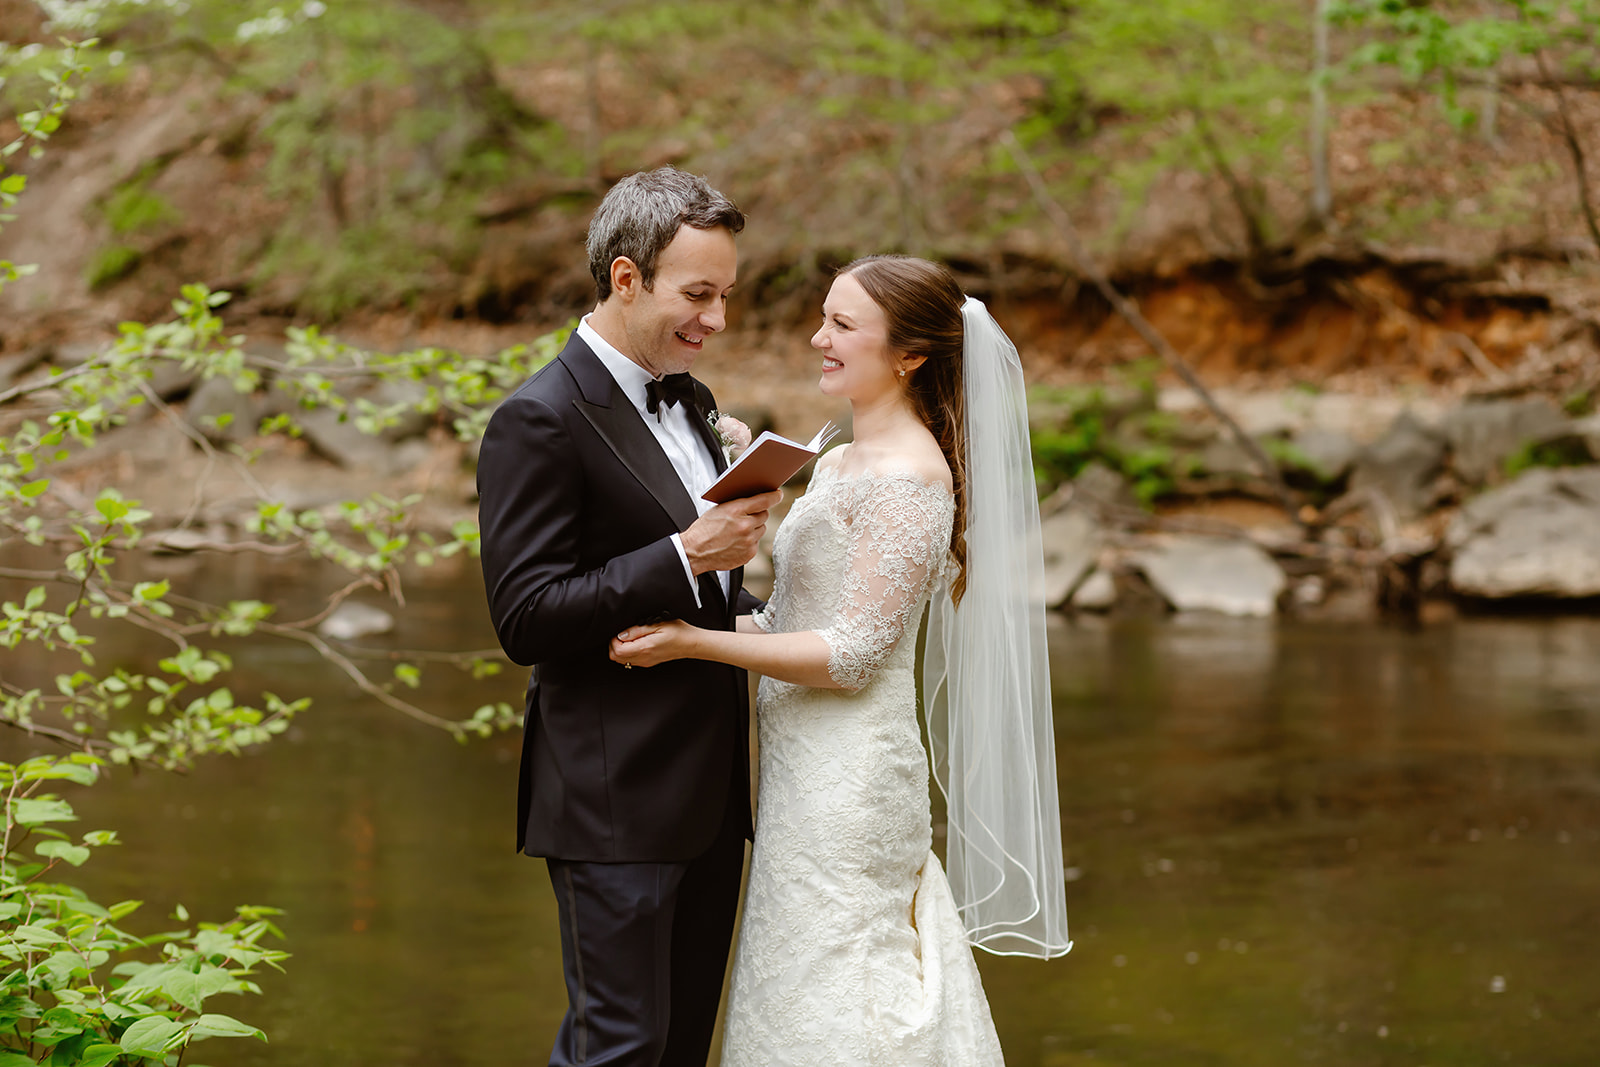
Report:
720,461,1005,1066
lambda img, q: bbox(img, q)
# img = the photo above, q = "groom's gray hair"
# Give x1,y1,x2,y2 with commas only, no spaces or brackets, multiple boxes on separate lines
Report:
587,167,745,301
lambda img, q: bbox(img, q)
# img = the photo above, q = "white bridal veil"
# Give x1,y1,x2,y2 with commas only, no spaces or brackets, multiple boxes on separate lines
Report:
923,297,1072,959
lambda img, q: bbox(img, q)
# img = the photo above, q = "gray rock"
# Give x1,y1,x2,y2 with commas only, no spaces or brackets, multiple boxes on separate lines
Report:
1072,461,1138,511
0,348,50,395
1132,536,1287,617
1291,575,1326,608
185,376,261,443
1071,568,1117,612
1349,411,1447,519
148,360,199,402
318,602,396,641
1198,437,1262,480
1441,397,1569,484
50,341,103,369
1571,413,1600,461
1287,427,1360,483
299,407,394,470
370,378,436,443
149,528,214,554
1037,507,1100,608
1446,466,1600,598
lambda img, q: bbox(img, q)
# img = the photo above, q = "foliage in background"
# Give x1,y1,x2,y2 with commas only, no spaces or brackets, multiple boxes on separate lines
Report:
1,35,556,1064
6,0,1599,320
1334,0,1600,249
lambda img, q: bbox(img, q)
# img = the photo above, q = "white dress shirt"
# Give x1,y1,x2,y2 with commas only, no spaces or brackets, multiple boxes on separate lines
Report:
577,316,729,605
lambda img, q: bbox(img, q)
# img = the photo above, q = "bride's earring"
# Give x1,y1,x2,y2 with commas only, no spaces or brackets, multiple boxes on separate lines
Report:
897,368,907,378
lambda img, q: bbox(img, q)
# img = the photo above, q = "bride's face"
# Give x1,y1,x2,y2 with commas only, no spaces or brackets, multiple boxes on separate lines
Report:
812,273,904,403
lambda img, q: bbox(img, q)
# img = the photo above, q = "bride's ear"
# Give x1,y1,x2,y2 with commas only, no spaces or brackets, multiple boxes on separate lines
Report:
896,354,928,379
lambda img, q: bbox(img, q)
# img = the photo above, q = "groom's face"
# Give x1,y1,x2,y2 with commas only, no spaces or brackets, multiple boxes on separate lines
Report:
616,224,738,378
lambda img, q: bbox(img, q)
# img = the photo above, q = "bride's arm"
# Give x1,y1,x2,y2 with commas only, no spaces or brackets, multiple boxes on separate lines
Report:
612,623,841,688
612,471,950,691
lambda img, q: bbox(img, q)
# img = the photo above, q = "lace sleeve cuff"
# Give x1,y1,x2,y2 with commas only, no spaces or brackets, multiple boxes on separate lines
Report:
751,606,777,633
817,628,870,692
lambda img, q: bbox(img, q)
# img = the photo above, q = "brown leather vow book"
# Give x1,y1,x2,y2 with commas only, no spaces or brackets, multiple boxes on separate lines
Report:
701,422,840,504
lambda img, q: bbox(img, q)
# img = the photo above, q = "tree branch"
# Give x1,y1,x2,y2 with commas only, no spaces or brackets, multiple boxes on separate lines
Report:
999,130,1303,526
1533,48,1600,252
257,623,462,734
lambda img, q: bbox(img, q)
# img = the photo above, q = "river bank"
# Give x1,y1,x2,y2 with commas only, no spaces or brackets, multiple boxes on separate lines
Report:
6,320,1598,625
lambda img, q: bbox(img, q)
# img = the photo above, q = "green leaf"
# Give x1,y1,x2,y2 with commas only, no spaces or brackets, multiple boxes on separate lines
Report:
94,495,129,522
36,839,90,866
108,900,143,921
157,964,235,1013
12,797,76,826
189,1013,265,1040
19,479,49,498
118,1015,185,1056
40,1005,85,1035
76,1045,123,1067
0,1051,41,1067
24,586,46,610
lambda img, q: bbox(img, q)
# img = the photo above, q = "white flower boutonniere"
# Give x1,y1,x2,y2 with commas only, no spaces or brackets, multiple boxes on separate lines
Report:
707,411,752,464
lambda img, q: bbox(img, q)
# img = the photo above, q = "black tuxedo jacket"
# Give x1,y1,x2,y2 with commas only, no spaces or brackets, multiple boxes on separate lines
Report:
477,333,756,862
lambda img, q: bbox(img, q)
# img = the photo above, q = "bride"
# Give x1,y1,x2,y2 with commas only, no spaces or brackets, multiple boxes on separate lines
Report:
611,255,1071,1063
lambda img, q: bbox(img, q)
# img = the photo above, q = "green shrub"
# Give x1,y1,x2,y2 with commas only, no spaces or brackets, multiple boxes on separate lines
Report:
85,246,141,290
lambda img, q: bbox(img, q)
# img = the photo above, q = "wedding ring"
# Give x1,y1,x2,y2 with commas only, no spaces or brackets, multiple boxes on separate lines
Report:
623,664,633,670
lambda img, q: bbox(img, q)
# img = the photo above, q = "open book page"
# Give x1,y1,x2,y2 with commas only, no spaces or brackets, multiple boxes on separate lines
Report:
701,421,840,504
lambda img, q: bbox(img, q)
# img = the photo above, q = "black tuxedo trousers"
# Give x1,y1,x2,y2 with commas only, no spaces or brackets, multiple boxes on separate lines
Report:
477,334,757,1065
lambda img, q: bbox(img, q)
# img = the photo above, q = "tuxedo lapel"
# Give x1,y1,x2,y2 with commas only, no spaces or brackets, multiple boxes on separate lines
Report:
562,338,701,533
688,381,729,475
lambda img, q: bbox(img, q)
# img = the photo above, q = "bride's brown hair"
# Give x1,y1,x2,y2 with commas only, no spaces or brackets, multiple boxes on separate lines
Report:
839,254,969,604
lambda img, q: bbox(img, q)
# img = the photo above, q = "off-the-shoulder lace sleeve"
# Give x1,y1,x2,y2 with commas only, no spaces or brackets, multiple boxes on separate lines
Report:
816,474,952,691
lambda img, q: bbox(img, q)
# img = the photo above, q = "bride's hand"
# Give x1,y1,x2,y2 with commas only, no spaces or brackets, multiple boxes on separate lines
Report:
610,620,697,668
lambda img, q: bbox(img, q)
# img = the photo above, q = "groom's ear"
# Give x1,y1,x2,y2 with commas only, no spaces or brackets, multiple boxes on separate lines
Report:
608,256,642,302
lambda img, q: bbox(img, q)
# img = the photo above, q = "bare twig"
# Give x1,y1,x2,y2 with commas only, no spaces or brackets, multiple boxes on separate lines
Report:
1534,48,1600,252
273,575,382,632
331,644,508,666
257,622,461,734
0,359,108,406
999,129,1303,526
1444,331,1506,381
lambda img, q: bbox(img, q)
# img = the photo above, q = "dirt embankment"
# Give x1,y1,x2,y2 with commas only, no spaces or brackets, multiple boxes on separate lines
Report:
4,12,1600,398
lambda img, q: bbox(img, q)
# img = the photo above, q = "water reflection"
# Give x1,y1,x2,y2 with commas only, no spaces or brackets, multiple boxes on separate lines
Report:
3,560,1597,1065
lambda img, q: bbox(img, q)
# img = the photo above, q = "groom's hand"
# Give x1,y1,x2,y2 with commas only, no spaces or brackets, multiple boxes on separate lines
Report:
682,489,782,575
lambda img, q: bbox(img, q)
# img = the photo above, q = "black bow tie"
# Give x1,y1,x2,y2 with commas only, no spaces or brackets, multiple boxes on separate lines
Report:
644,373,698,420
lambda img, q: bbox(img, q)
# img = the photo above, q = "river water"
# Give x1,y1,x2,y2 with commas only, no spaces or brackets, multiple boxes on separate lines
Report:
4,552,1598,1066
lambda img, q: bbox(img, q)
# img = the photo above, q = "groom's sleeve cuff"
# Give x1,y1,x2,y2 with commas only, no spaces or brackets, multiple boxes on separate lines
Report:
670,533,703,609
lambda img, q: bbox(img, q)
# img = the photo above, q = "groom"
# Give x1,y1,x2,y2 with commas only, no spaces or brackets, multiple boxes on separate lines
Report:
477,168,777,1066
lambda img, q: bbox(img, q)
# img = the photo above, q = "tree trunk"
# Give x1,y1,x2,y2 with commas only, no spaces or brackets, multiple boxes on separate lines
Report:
1309,0,1332,224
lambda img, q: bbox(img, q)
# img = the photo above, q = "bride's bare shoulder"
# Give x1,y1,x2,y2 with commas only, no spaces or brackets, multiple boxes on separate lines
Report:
861,439,952,493
893,447,953,493
815,443,850,473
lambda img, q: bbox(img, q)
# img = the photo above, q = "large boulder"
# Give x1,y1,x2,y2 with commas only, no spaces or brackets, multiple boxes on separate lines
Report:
317,601,396,641
1441,397,1569,484
1037,507,1100,609
1287,426,1361,484
1070,568,1117,612
185,376,262,443
1071,461,1138,511
1446,466,1600,598
1571,413,1600,461
1349,411,1447,519
1131,535,1287,617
